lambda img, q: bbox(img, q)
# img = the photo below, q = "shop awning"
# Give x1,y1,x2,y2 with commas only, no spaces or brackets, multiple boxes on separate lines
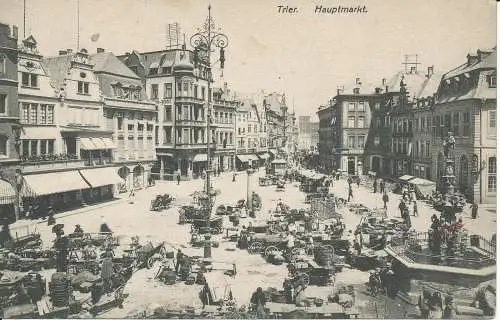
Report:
22,171,90,196
258,153,270,160
236,155,250,163
80,138,97,150
101,138,116,149
193,154,208,162
91,138,107,149
0,180,16,204
79,167,123,188
399,175,415,181
237,155,259,163
268,149,277,156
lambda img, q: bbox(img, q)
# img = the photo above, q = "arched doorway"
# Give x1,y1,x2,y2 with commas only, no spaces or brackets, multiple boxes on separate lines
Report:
459,155,468,193
371,156,381,175
133,165,145,189
118,166,130,192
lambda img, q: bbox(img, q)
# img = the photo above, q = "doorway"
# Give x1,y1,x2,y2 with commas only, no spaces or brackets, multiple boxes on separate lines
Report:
348,158,355,175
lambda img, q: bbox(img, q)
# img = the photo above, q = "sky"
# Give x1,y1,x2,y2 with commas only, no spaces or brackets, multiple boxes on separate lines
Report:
0,0,496,117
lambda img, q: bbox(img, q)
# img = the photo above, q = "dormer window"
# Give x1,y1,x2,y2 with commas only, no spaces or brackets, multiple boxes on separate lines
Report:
488,75,496,88
161,67,172,74
149,68,158,75
77,81,89,94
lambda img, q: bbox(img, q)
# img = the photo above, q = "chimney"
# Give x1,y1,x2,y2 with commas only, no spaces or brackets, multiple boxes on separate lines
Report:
382,78,386,86
355,77,360,85
224,82,228,93
59,50,67,55
466,53,478,66
97,48,105,53
66,49,73,54
11,25,18,39
427,66,434,78
477,49,490,62
410,66,417,73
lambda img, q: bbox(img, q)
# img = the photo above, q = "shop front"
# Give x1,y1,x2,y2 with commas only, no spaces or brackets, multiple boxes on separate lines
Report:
21,170,90,216
0,179,17,224
79,167,122,203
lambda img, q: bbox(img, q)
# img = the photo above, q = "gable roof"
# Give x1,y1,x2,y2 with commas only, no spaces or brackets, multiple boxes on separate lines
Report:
42,55,73,91
90,52,140,79
443,48,496,79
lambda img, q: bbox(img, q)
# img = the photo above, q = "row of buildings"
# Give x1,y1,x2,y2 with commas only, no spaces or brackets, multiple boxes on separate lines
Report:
0,23,297,221
318,49,496,204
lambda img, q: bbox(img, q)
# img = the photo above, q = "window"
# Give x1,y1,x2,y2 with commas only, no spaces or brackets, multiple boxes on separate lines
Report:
0,94,6,114
151,84,158,99
182,106,189,120
489,110,496,129
444,114,451,135
376,119,381,128
40,140,47,154
0,135,7,156
214,112,219,123
22,72,38,88
0,55,5,74
462,112,470,137
149,68,158,75
426,117,431,133
348,136,355,148
357,102,365,111
357,136,365,148
254,124,257,132
357,116,365,128
488,75,496,88
128,124,134,131
487,157,496,193
165,106,172,121
348,102,355,111
452,113,459,136
30,140,37,156
201,87,206,99
48,140,54,154
164,83,172,98
193,85,198,98
415,118,420,132
21,103,29,123
348,116,355,128
117,117,123,130
248,125,251,133
138,123,144,132
77,81,89,94
374,102,380,110
183,83,188,96
374,136,380,146
40,105,46,124
30,104,37,124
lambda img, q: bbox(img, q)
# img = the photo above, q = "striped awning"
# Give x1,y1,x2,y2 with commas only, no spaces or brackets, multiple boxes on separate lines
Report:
0,180,16,204
80,138,115,150
79,167,123,188
22,171,90,196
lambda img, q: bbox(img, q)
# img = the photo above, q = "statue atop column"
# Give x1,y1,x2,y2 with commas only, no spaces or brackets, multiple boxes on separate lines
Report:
443,132,456,159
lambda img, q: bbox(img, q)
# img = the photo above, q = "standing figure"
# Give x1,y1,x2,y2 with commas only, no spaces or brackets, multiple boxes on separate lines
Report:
348,184,354,202
382,192,389,210
177,173,181,185
471,202,478,219
47,207,56,226
373,179,378,193
379,179,384,193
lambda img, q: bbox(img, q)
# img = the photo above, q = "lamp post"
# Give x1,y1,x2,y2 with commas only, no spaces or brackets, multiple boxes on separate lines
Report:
12,125,22,221
190,5,228,259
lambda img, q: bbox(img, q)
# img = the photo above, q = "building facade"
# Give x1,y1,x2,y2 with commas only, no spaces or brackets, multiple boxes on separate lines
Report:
16,40,123,217
0,23,20,222
285,111,298,156
120,48,237,180
298,115,319,151
318,78,378,175
432,48,496,204
212,84,237,173
264,92,288,158
235,98,260,169
90,49,157,191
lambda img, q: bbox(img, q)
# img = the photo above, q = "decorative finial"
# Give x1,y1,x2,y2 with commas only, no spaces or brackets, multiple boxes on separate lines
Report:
208,4,211,11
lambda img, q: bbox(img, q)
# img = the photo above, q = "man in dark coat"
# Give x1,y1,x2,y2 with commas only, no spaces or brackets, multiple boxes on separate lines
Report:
175,249,183,273
382,192,389,210
250,287,267,317
177,173,181,185
471,202,478,219
373,179,378,193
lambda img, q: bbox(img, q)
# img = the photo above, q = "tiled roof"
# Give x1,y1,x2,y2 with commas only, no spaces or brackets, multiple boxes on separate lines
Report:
385,71,427,100
90,52,140,79
95,74,143,98
42,55,73,91
443,49,496,79
416,72,443,99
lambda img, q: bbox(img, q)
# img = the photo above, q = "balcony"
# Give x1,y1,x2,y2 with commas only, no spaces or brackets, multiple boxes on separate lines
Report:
174,96,205,104
213,100,238,109
104,97,156,111
175,117,206,126
20,154,86,173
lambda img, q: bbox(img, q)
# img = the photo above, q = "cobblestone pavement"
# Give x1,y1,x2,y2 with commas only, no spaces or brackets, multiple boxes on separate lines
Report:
7,170,495,318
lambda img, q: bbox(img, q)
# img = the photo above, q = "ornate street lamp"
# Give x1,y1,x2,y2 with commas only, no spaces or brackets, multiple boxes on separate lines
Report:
190,5,229,258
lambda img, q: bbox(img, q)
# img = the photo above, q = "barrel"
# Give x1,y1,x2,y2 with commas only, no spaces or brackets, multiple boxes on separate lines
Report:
50,272,70,307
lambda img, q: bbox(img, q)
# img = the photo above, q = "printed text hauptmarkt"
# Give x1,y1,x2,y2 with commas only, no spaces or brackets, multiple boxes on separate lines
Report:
314,5,367,14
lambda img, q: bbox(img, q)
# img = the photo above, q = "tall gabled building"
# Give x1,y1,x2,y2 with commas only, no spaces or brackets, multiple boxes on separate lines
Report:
432,48,496,204
90,49,157,191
